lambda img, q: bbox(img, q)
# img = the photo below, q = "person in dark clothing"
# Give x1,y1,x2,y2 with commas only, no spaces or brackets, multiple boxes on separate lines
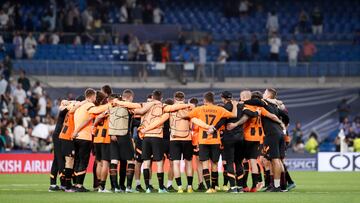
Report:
17,70,31,92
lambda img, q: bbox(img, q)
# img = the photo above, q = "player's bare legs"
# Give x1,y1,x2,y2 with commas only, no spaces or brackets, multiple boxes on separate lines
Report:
166,160,174,190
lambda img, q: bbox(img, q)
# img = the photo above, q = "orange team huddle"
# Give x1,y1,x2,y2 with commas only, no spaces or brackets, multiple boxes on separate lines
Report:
48,85,296,194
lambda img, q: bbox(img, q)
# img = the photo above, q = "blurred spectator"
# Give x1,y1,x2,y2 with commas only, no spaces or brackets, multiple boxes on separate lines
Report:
302,39,317,62
0,9,9,30
128,35,140,61
179,46,193,84
38,92,47,120
352,116,360,135
119,3,128,23
24,32,37,59
32,81,43,97
251,34,259,61
38,33,47,44
13,118,29,149
0,74,8,95
337,99,350,122
0,125,13,151
266,11,279,34
237,36,247,61
196,39,207,82
81,7,94,30
291,122,304,147
354,134,360,152
49,32,60,45
161,42,170,62
18,70,31,93
13,31,23,59
12,83,26,106
216,46,228,82
292,139,305,153
143,2,153,24
136,43,148,82
153,5,163,24
0,34,5,52
178,32,186,45
311,7,323,35
30,116,52,152
239,0,250,16
132,4,143,24
268,32,281,61
3,55,13,80
286,39,300,67
73,34,82,45
305,132,318,154
65,4,80,32
346,127,356,151
339,116,352,135
296,10,309,34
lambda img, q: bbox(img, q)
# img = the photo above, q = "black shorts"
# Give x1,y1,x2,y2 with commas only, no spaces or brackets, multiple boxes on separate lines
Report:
163,139,170,159
169,141,193,161
244,141,260,159
110,135,135,161
223,140,245,163
199,144,221,162
94,143,102,161
263,133,284,159
95,143,111,161
142,137,164,161
60,139,75,157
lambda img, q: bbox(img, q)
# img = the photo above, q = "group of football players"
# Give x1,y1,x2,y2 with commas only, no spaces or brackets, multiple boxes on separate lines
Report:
48,85,296,194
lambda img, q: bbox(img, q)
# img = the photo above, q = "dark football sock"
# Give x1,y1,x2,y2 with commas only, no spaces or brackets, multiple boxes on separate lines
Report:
270,175,274,187
143,169,150,189
211,171,218,189
264,170,270,187
243,162,249,188
109,163,119,189
257,163,263,182
251,173,259,189
93,161,99,188
187,176,193,187
64,168,73,189
60,173,65,187
99,180,106,190
223,164,228,186
280,172,287,190
72,172,77,185
284,165,294,184
235,162,244,187
126,163,135,188
157,172,164,190
175,177,182,187
203,169,211,189
119,160,127,189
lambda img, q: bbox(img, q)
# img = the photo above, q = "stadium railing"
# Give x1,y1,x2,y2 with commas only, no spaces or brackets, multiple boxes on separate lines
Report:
13,60,360,83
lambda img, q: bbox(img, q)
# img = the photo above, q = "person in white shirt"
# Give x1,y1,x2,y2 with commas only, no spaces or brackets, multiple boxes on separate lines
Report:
216,46,229,82
0,75,7,95
286,39,300,67
13,31,23,59
268,32,281,61
239,0,249,16
81,8,94,30
38,94,47,119
197,40,207,82
0,9,9,29
153,6,163,24
13,120,30,149
13,84,27,105
50,32,60,45
24,32,37,59
266,11,279,34
119,4,128,23
32,81,43,96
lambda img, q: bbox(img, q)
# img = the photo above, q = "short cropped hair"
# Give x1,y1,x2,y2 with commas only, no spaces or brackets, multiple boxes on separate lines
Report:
266,88,277,99
152,89,162,101
101,85,112,96
84,88,96,98
203,91,215,103
174,91,185,101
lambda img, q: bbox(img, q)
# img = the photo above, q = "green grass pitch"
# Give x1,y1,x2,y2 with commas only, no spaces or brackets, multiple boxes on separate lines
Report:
0,172,359,203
